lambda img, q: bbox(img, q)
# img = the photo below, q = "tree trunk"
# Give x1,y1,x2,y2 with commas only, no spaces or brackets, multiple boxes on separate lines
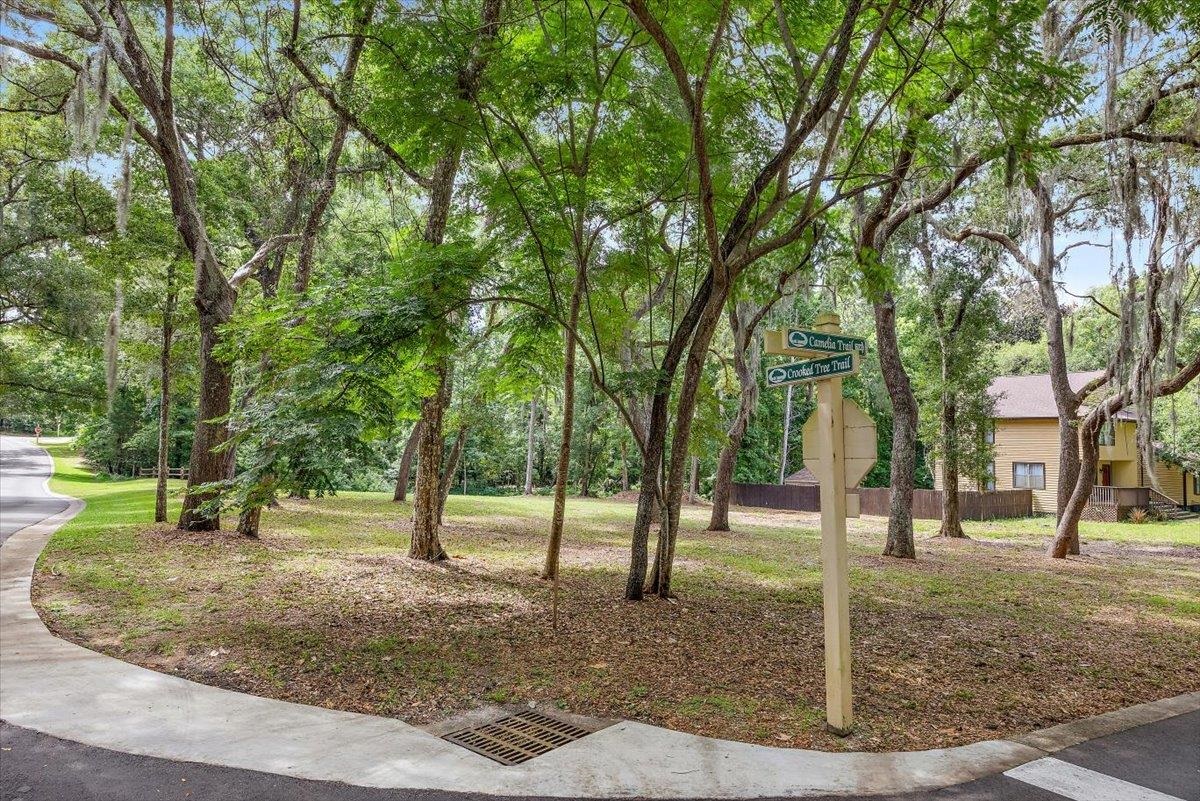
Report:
155,272,176,524
708,436,740,531
620,440,629,492
688,455,699,504
410,362,451,560
393,420,422,502
236,505,260,538
649,286,727,597
438,424,466,524
938,392,966,537
626,272,717,601
523,397,536,495
710,303,759,531
1052,415,1100,558
179,297,235,531
543,271,584,581
1023,178,1084,555
626,395,668,599
406,150,463,557
875,292,917,558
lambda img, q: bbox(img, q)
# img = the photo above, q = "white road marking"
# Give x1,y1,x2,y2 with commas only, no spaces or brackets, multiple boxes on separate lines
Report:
1004,757,1187,801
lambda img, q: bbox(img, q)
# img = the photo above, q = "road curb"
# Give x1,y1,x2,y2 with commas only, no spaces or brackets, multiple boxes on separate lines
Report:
1012,691,1200,754
1,437,1196,799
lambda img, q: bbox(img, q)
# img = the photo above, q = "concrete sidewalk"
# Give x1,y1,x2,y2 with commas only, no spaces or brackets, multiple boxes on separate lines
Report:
2,436,1197,799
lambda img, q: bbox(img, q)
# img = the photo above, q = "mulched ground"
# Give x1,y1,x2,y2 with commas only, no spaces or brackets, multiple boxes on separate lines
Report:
33,496,1200,753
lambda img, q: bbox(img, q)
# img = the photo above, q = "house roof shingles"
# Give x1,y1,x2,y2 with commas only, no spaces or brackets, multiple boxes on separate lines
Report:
989,371,1135,420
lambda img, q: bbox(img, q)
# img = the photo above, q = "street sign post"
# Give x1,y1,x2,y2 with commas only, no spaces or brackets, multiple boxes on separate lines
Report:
34,424,42,444
764,328,867,358
763,313,876,736
764,353,857,388
803,398,877,518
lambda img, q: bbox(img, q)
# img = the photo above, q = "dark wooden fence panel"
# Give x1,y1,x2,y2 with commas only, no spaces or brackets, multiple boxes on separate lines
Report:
966,489,1033,520
731,483,820,512
857,488,894,517
734,484,1031,520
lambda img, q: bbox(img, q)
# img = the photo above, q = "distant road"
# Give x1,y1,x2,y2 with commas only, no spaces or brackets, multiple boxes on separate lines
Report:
0,436,69,543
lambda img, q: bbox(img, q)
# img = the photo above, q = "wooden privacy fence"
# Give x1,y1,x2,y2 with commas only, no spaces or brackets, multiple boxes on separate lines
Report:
731,483,821,512
732,484,1031,520
138,466,190,480
855,488,1031,520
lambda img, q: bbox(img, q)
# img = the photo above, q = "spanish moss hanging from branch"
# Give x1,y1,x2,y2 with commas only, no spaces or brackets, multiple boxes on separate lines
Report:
116,114,134,234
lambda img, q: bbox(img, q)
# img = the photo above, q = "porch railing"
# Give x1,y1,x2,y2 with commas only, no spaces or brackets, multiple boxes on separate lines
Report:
1147,487,1178,511
1090,485,1115,506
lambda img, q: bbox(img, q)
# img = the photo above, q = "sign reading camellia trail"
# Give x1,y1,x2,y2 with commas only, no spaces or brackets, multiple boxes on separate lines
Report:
765,353,856,388
764,328,868,358
764,315,877,737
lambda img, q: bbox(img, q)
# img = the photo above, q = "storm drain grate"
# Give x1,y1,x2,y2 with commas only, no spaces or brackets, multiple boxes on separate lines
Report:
442,710,592,765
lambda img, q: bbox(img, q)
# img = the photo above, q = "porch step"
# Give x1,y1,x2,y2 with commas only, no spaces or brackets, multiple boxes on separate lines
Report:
1160,508,1199,521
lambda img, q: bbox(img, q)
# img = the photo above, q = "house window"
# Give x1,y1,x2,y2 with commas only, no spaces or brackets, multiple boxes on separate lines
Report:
1098,421,1115,446
1194,474,1199,495
983,461,996,492
1013,462,1045,490
984,423,995,445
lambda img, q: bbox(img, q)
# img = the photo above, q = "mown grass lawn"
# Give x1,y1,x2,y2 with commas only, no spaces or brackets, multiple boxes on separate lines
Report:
32,444,1200,752
914,514,1200,548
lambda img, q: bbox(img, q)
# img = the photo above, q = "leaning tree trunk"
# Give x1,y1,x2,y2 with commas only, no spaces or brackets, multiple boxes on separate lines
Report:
393,420,423,502
438,424,466,524
1027,177,1085,555
1052,414,1102,558
626,393,669,599
708,435,741,530
709,308,759,531
875,292,917,558
410,362,451,560
938,392,966,538
778,384,794,483
627,273,718,600
1055,417,1082,554
649,285,728,597
155,276,176,524
543,271,584,581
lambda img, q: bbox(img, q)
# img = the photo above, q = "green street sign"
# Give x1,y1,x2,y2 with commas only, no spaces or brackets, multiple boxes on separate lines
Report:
785,328,867,355
765,353,857,387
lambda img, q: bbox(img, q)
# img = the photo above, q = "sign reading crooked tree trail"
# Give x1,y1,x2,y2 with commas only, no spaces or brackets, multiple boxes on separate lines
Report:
786,328,867,355
765,352,856,388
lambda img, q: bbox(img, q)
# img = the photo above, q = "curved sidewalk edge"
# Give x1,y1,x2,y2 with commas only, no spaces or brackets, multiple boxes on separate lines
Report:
2,475,1198,799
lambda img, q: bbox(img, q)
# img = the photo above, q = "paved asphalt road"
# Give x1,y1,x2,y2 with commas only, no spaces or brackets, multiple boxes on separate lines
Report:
1,437,1197,801
2,712,1195,801
0,436,68,543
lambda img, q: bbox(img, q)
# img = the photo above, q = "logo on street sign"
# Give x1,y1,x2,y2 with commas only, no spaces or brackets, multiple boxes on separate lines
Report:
765,353,857,387
786,329,867,355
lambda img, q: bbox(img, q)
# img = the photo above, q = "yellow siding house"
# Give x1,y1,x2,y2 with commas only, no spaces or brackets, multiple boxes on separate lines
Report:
934,371,1199,518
